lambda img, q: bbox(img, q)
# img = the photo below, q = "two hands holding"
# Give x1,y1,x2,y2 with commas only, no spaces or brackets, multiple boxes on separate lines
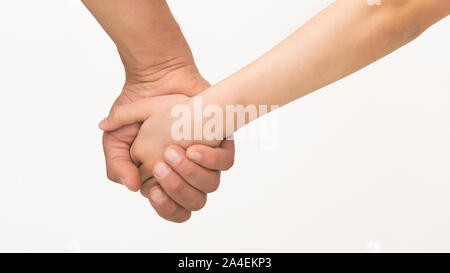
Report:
83,0,240,223
86,0,449,223
100,65,235,223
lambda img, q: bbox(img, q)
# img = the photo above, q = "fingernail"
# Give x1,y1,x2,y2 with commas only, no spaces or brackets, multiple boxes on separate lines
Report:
99,118,107,130
153,162,171,178
187,150,202,162
165,148,182,166
119,177,127,187
150,188,166,205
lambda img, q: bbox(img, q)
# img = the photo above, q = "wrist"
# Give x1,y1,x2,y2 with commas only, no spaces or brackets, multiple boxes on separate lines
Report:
121,59,208,100
122,52,196,84
116,27,198,91
186,90,244,141
193,81,279,139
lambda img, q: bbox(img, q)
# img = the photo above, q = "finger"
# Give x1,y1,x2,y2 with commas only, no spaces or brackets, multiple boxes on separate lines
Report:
163,146,221,193
153,160,207,211
99,98,154,131
103,132,141,192
148,185,191,223
140,177,158,198
139,161,154,184
185,139,235,171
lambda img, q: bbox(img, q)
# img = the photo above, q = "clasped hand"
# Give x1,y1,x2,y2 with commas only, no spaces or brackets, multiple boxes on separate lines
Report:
101,69,234,223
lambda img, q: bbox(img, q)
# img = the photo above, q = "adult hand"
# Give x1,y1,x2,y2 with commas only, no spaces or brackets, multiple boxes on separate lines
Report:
102,65,235,223
140,141,235,223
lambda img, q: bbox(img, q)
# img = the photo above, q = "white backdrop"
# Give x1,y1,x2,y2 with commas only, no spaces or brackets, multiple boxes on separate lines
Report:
0,0,449,252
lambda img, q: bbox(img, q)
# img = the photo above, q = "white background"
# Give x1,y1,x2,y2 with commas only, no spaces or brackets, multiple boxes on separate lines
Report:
0,0,449,252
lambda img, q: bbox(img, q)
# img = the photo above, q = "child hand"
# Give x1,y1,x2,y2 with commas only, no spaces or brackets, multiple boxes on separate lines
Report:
100,95,229,222
101,94,223,177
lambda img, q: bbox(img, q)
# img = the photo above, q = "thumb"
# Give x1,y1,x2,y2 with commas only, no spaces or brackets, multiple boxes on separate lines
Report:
99,99,154,131
103,132,142,192
107,156,142,192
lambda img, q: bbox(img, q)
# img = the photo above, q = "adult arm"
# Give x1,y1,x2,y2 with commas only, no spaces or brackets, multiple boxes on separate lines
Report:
82,0,235,223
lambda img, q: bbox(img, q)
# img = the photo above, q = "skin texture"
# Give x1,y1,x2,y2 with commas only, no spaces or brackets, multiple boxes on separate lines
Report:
100,0,449,176
82,0,235,223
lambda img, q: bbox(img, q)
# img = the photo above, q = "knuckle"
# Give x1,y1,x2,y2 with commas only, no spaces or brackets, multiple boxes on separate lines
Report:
110,107,121,123
106,172,115,182
209,156,220,168
206,178,220,193
152,195,176,215
167,179,185,194
223,157,235,171
128,183,140,193
139,186,147,198
191,196,207,211
180,163,197,180
140,179,158,197
163,202,178,216
172,212,191,223
130,144,144,163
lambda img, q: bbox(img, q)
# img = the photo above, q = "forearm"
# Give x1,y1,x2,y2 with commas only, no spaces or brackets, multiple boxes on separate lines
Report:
81,0,195,80
198,0,449,135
